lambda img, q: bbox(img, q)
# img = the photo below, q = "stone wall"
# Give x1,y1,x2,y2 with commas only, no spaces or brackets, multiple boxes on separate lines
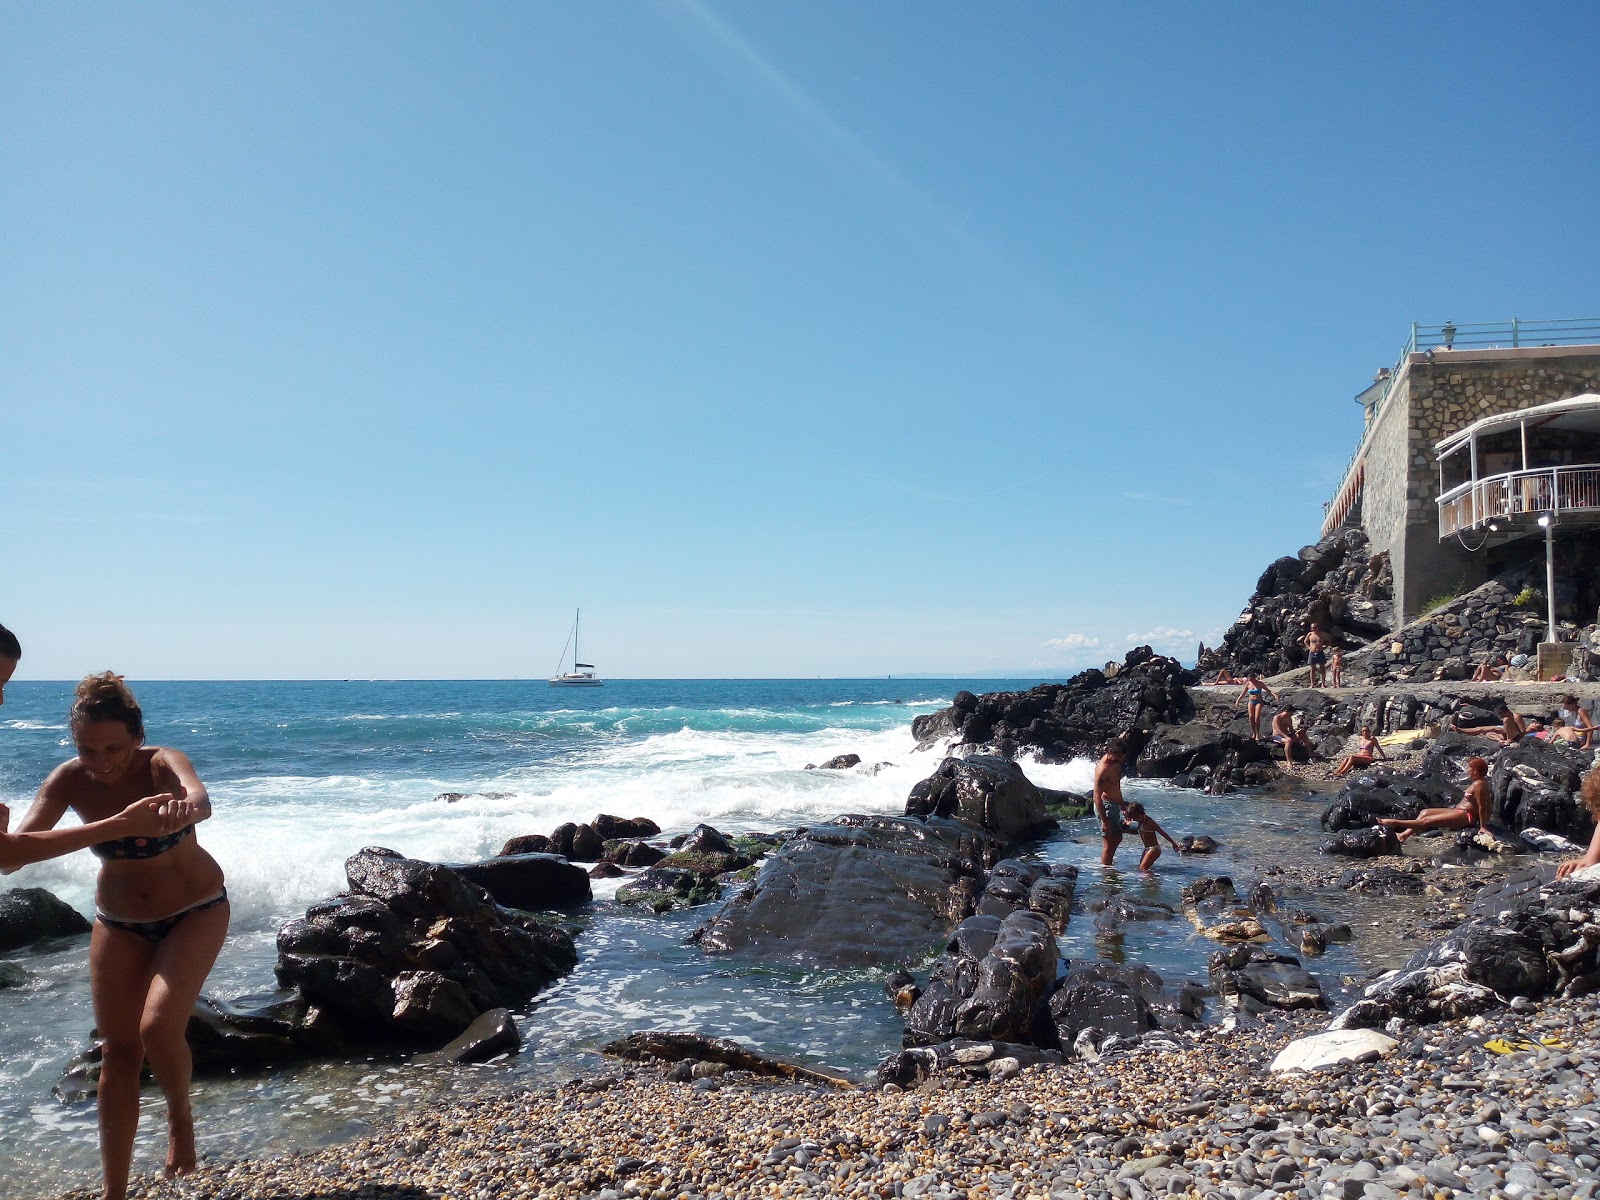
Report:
1340,347,1600,624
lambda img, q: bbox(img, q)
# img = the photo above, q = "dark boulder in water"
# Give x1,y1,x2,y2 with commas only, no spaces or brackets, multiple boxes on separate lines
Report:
499,833,550,856
809,754,862,770
603,839,666,868
1210,945,1326,1012
616,866,724,913
0,887,91,952
1321,826,1402,858
449,853,592,910
904,755,1054,844
1320,774,1451,832
693,814,997,969
591,814,661,840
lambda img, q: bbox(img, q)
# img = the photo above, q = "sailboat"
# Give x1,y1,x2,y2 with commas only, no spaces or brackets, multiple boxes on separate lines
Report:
548,609,603,687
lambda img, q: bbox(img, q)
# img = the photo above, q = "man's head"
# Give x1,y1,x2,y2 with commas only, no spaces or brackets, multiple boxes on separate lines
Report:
1104,735,1130,759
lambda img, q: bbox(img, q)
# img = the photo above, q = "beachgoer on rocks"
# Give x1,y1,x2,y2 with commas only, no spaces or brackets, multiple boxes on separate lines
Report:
1302,623,1330,688
1455,703,1542,745
4,671,228,1200
1120,800,1183,872
1329,646,1344,688
1270,705,1313,768
1472,655,1505,682
1556,767,1600,878
1377,755,1491,843
1560,694,1595,749
1332,724,1386,777
1093,736,1130,867
1236,672,1277,740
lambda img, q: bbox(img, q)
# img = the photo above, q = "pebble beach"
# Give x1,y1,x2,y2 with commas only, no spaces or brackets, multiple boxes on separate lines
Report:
75,991,1598,1200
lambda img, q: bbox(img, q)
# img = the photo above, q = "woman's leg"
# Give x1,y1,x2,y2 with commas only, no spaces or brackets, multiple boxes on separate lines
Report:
91,924,159,1200
140,902,229,1178
1140,840,1161,871
1378,809,1473,842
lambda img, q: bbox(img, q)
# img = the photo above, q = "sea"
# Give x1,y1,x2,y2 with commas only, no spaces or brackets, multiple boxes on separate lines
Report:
0,678,1400,1198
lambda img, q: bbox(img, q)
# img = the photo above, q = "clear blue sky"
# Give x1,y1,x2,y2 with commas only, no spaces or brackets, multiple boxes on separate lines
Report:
4,2,1597,680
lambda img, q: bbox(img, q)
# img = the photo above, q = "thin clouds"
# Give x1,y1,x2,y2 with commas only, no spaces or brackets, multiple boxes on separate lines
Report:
1121,490,1190,507
1044,633,1102,651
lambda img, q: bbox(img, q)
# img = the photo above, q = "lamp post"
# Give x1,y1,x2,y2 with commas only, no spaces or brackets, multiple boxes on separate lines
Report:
1538,512,1558,643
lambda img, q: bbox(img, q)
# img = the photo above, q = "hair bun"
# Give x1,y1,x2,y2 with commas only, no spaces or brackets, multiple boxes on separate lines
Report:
70,672,144,739
76,671,133,704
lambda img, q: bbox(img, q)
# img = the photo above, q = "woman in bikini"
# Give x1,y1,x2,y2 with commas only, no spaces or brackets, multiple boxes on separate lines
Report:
8,672,227,1200
1332,725,1387,777
1235,672,1278,740
1377,755,1492,843
1557,768,1600,879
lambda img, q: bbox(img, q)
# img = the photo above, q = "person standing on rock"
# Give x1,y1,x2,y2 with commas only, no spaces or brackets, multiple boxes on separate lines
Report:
7,672,227,1200
1329,647,1344,689
1557,769,1600,878
1093,737,1131,867
1301,624,1330,688
1377,755,1492,842
1235,673,1277,740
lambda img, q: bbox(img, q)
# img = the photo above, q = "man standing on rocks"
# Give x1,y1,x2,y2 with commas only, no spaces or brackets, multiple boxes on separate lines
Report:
1302,623,1330,688
1094,737,1130,866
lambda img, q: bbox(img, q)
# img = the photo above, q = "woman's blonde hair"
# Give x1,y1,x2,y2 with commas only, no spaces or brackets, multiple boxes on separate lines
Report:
70,672,144,739
1582,768,1600,817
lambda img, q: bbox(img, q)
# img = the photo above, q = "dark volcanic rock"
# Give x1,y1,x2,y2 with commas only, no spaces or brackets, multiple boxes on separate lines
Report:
655,824,752,877
903,910,1059,1047
694,815,996,969
498,833,551,857
910,647,1197,763
0,887,92,952
1210,945,1327,1011
448,853,592,910
591,814,661,840
810,754,862,770
615,866,722,913
1320,773,1453,832
1135,723,1269,778
601,1031,852,1086
903,755,1054,843
603,839,666,868
419,1007,521,1064
1048,964,1159,1044
1489,739,1589,836
1337,865,1427,895
274,847,579,1052
1321,826,1402,858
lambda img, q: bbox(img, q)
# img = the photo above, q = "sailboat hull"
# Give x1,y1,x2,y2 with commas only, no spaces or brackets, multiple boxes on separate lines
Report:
548,676,604,687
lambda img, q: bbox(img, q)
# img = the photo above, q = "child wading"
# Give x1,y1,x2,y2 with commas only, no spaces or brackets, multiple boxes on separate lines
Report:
1120,800,1184,871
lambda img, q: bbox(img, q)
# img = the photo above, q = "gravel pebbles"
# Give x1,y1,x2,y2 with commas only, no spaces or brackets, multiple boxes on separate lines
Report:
60,991,1600,1200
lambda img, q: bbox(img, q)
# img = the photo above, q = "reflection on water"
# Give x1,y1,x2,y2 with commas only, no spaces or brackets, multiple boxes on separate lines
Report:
1,780,1470,1200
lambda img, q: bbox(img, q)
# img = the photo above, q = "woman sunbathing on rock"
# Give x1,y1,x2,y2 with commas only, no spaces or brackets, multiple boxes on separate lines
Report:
7,672,227,1200
1556,769,1600,879
1331,725,1386,777
1376,756,1491,843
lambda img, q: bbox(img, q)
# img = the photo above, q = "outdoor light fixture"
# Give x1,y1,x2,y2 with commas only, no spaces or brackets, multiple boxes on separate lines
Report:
1489,522,1499,531
1539,512,1553,527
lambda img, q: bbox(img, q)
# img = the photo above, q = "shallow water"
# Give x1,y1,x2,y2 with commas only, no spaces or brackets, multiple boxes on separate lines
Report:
0,680,1438,1197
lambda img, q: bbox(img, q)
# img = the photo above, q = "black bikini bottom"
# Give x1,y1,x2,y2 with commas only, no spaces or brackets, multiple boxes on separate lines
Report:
96,889,229,944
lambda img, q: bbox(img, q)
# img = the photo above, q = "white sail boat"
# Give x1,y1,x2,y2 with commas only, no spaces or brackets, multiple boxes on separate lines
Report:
548,609,603,687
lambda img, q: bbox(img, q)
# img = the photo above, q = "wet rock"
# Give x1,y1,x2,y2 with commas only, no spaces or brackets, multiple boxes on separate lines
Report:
1181,835,1219,854
436,791,513,804
695,815,996,969
568,824,605,862
1211,946,1326,1011
498,833,550,856
1338,865,1427,896
0,887,92,952
1136,724,1268,778
1321,775,1449,832
615,866,722,913
1049,963,1160,1044
903,755,1054,843
448,853,592,910
875,1038,1061,1088
588,861,625,879
1489,739,1589,836
601,1031,853,1086
274,847,579,1052
810,754,862,770
1322,826,1402,858
591,814,661,840
0,961,29,988
602,839,666,868
417,1007,521,1064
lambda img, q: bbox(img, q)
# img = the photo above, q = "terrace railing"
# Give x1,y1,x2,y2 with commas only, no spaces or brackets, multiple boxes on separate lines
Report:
1437,465,1600,538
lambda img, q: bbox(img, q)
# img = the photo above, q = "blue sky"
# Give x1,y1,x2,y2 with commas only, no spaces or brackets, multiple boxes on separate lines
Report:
3,2,1597,680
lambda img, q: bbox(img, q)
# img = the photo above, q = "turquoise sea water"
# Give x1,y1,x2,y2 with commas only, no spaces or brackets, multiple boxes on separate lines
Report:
0,679,1387,1198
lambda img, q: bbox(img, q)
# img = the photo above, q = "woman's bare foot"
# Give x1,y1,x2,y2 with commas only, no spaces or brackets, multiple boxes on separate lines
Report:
165,1110,197,1178
1394,829,1414,843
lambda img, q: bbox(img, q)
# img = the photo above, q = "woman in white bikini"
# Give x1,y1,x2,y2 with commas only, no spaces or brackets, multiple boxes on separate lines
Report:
8,671,227,1200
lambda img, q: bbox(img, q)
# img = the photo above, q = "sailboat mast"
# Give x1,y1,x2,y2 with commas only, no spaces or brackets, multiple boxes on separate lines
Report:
574,609,580,671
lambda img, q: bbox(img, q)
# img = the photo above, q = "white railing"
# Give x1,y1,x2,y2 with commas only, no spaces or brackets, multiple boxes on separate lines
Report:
1438,465,1600,537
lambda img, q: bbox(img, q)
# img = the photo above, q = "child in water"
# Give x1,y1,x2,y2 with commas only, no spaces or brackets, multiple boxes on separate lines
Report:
1120,800,1184,872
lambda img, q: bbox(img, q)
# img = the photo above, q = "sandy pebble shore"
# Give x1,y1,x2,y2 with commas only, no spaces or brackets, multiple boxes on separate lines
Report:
71,992,1600,1200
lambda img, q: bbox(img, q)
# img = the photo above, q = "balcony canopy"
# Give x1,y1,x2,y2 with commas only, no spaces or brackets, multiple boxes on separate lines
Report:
1436,392,1600,459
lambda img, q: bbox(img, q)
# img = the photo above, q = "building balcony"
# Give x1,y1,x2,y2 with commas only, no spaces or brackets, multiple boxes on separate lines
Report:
1438,465,1600,539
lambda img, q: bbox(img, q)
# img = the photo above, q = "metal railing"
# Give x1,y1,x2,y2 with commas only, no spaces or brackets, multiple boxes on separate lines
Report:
1323,317,1600,538
1437,465,1600,537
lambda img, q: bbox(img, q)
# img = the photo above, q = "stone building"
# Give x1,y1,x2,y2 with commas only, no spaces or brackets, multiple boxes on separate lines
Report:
1323,320,1600,625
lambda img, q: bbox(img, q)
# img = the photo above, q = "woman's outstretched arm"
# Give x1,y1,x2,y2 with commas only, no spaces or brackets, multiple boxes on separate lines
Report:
0,796,177,872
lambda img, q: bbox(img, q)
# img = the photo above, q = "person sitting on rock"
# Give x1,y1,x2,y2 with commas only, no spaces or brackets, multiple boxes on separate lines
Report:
1332,725,1386,777
1329,647,1344,689
1270,705,1313,768
1377,756,1492,842
1235,673,1278,740
1455,703,1541,745
1556,768,1600,879
1471,656,1505,682
1301,624,1330,688
1120,800,1183,872
1559,694,1595,749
